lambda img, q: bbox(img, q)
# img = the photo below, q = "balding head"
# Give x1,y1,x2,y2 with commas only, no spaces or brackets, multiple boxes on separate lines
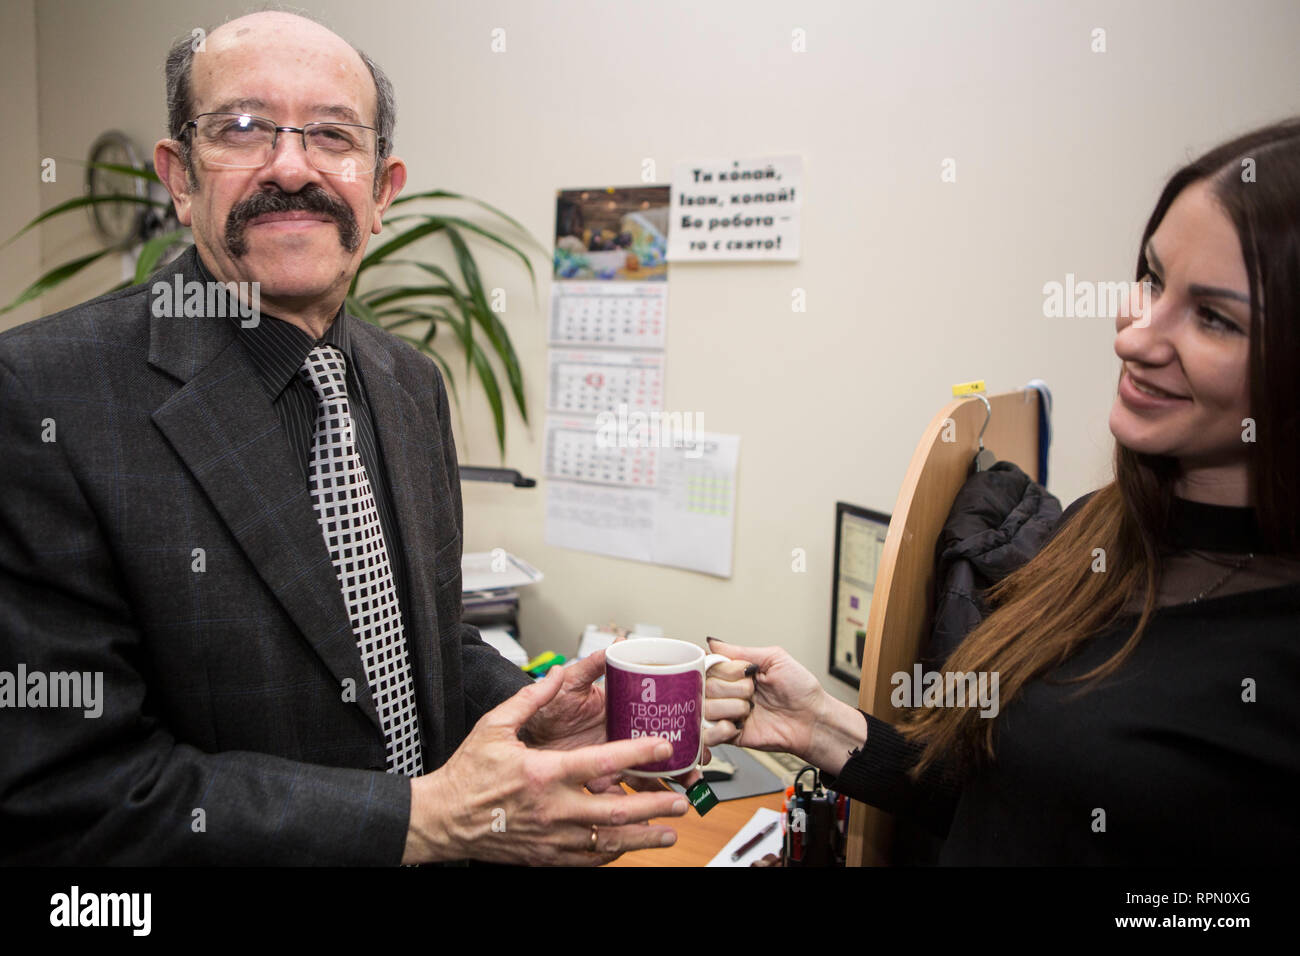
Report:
153,8,407,331
165,10,395,197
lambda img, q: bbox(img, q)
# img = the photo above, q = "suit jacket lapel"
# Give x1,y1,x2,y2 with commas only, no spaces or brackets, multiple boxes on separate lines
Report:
348,317,447,766
147,247,384,738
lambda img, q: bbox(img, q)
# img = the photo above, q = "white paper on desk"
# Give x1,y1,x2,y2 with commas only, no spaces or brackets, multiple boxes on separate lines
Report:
477,626,529,667
461,551,544,592
707,807,783,867
544,421,739,577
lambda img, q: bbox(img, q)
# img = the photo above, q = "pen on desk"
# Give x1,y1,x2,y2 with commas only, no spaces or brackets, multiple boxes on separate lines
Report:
731,820,779,862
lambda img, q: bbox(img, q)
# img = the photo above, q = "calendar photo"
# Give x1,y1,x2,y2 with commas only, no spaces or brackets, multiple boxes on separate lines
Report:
553,185,670,281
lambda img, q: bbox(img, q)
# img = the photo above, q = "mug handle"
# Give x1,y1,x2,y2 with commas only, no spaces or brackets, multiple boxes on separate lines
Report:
697,653,732,763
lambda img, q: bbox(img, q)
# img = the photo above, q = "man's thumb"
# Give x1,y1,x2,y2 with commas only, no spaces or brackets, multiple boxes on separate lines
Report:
491,665,565,729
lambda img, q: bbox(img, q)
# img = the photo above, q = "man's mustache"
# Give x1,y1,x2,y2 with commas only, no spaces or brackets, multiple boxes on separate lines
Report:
224,186,361,257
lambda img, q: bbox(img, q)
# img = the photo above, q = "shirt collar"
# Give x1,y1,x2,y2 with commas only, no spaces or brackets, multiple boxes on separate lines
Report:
195,248,351,401
1166,496,1270,554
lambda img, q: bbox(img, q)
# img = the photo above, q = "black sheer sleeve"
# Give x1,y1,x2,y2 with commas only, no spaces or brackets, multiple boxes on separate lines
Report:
819,711,965,839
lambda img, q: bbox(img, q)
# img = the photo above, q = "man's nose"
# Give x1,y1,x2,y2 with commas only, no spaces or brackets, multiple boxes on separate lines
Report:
258,130,320,191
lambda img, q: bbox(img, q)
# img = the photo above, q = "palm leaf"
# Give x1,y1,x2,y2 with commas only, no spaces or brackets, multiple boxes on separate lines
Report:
2,194,166,250
351,218,448,292
132,228,187,284
0,247,121,315
362,285,458,309
379,212,537,289
78,160,163,183
445,225,528,424
389,188,536,239
345,293,381,326
436,312,506,459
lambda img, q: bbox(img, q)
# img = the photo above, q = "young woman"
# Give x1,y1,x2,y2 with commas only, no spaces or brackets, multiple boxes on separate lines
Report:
705,119,1300,864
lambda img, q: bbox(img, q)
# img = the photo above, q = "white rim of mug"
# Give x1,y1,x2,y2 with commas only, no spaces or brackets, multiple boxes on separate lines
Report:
604,637,705,674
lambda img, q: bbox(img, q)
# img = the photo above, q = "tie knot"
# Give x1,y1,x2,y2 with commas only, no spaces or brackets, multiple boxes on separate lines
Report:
300,344,348,400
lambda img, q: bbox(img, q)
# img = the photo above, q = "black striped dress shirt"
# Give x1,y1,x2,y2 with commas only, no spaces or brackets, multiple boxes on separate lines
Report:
195,253,410,624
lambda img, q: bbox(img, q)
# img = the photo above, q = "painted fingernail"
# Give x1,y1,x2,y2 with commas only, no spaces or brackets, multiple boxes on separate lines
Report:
661,831,677,846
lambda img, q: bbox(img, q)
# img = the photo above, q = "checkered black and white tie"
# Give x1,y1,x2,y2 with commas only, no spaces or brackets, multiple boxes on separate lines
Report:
300,344,424,777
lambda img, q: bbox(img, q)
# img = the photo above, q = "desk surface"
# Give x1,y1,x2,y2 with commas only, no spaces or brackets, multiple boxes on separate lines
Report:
605,791,787,867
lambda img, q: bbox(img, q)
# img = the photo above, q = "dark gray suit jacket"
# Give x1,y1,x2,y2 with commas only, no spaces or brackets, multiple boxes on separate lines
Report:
0,245,531,864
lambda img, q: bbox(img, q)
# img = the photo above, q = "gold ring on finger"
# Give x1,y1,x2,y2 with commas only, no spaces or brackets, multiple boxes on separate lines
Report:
587,824,599,852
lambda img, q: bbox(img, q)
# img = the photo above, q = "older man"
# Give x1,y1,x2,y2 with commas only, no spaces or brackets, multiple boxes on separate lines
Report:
0,11,732,865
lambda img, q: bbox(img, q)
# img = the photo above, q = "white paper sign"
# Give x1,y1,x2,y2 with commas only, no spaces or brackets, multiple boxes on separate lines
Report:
668,155,802,261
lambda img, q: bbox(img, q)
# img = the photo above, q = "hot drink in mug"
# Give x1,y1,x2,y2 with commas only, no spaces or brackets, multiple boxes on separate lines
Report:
604,638,731,777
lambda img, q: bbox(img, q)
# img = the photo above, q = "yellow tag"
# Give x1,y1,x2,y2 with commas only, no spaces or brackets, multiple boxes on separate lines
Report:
951,380,986,396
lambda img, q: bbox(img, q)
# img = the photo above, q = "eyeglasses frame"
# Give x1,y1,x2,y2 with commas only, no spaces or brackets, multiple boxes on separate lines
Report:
180,112,386,177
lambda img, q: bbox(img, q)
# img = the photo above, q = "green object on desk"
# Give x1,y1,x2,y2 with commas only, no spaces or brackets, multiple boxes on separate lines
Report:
524,651,566,678
684,779,718,816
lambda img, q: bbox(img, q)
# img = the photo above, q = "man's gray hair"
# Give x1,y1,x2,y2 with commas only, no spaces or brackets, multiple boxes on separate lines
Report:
164,11,395,196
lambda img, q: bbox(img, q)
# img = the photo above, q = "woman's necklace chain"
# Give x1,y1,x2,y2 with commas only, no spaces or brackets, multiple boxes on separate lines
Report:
1186,551,1255,604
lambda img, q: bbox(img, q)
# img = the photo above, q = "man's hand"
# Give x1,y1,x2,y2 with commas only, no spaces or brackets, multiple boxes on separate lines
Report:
521,650,609,752
520,649,662,794
522,643,732,794
403,666,689,865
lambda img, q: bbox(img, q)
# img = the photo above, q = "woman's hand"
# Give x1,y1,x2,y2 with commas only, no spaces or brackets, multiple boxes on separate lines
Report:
703,637,829,760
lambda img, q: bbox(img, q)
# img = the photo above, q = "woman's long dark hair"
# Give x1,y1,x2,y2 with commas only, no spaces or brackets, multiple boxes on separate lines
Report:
900,118,1300,777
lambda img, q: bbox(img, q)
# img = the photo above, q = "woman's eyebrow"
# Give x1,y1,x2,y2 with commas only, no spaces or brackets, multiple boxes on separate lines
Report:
1188,283,1250,304
1146,240,1249,303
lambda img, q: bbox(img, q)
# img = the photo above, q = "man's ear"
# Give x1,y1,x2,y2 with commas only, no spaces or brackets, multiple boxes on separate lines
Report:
371,156,406,234
154,139,194,227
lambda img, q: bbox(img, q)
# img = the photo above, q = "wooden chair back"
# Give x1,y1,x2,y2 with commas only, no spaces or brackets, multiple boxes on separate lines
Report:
845,388,1043,866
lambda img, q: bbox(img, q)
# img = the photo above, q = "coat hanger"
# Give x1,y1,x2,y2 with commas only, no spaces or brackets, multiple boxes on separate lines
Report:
970,393,997,473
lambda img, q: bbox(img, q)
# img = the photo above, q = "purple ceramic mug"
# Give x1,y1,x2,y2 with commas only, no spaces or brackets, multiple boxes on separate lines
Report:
604,638,731,777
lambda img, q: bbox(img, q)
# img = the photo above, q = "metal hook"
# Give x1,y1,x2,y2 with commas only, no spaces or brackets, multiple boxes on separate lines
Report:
972,393,991,450
969,394,996,472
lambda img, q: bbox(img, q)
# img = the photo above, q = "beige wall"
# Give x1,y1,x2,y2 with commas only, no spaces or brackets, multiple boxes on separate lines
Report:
8,0,1300,702
0,0,40,332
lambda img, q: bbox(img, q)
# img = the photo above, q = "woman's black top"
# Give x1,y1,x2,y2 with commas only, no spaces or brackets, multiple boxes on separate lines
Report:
821,495,1300,864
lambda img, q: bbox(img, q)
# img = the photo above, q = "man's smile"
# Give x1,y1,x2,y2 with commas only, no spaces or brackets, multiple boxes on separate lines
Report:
248,210,335,229
223,185,360,256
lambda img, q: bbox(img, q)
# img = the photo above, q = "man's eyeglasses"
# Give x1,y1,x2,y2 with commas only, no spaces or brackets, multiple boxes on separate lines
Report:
182,112,383,178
